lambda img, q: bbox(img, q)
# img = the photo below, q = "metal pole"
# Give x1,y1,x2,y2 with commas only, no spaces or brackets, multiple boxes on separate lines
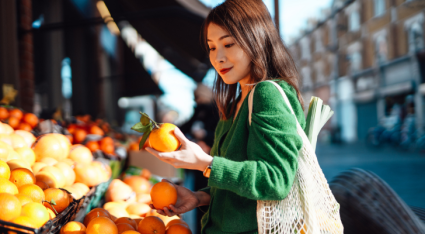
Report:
275,0,280,34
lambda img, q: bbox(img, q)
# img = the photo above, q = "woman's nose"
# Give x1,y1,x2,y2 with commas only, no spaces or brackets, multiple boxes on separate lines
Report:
214,48,225,64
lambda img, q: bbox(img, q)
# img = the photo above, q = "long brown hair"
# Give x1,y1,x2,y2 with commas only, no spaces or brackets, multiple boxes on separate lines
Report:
202,0,304,120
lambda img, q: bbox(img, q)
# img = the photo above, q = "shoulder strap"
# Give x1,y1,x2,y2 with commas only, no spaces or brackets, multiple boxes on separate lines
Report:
248,80,297,126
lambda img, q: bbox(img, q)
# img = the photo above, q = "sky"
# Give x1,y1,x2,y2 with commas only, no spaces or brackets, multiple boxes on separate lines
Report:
199,0,333,43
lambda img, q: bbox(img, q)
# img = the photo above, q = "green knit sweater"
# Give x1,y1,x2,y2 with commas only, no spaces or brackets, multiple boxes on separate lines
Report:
199,80,306,234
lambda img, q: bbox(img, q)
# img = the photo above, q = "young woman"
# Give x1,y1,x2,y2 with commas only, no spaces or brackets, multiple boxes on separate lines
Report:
146,0,306,233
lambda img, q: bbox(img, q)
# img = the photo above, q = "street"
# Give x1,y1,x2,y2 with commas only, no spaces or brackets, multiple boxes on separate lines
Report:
316,142,425,208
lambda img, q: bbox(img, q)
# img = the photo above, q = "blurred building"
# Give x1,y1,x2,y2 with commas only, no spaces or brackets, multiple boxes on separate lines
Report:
289,0,425,142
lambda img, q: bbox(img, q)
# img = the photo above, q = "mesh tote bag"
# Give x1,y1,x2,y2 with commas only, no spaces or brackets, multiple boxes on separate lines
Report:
248,81,343,234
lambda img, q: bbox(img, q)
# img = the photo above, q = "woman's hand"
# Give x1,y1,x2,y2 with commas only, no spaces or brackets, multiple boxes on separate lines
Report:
146,127,213,171
150,179,209,217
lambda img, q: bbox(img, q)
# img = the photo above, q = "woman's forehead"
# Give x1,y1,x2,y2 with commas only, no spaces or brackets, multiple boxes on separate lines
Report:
207,23,231,41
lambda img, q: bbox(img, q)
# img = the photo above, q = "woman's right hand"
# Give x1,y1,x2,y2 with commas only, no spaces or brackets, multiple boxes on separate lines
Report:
150,179,209,217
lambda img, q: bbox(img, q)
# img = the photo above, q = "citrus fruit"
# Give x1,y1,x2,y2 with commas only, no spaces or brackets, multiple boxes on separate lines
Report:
149,123,180,152
83,208,111,226
73,129,87,144
117,223,135,234
72,182,90,195
14,130,36,147
140,169,151,180
150,181,177,210
60,221,86,234
12,215,38,228
8,116,20,129
39,157,58,166
36,171,59,189
166,223,192,234
86,216,118,234
123,176,151,194
138,216,165,234
106,179,134,202
86,140,100,152
47,208,56,219
0,193,21,221
121,231,141,234
54,162,76,187
10,133,27,148
7,159,31,171
35,180,50,190
74,164,100,187
14,147,36,166
0,141,13,161
0,160,10,179
126,203,151,217
0,107,9,120
7,150,22,161
23,113,39,128
68,144,93,165
0,177,18,194
32,133,70,161
90,125,104,136
32,162,47,174
41,166,66,188
21,202,49,228
166,219,188,229
0,123,14,134
108,206,130,218
43,188,70,213
61,158,75,167
101,143,115,155
9,109,23,120
9,168,36,187
115,217,138,230
15,194,32,206
17,122,32,131
18,184,45,203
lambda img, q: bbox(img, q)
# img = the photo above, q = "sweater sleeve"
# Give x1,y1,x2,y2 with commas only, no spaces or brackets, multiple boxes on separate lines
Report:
208,82,303,200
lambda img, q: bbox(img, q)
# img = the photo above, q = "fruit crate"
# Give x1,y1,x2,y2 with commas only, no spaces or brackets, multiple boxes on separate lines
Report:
86,180,111,212
73,186,96,222
0,197,81,234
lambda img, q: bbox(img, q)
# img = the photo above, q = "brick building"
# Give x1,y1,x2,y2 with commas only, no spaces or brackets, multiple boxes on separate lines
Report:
289,0,425,142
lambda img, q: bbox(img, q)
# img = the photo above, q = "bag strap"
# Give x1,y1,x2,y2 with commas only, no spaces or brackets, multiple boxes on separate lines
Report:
248,80,298,126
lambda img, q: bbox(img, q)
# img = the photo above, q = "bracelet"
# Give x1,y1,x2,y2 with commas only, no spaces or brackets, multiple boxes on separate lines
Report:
203,158,213,178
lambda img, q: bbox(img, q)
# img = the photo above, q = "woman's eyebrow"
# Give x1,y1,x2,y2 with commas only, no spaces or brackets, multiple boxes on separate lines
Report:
207,35,231,42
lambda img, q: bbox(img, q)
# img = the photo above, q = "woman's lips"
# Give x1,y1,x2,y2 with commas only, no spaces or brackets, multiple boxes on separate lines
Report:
220,67,233,75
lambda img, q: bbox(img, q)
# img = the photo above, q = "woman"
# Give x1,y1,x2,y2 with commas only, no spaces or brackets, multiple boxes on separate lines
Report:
146,0,306,233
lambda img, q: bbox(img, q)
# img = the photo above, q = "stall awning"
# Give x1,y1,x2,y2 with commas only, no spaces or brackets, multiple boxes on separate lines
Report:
103,0,211,82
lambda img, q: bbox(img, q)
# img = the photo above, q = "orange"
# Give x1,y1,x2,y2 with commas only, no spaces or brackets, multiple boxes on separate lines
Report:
68,144,93,165
21,202,49,228
65,134,74,144
32,162,47,174
128,142,139,151
8,116,20,129
134,218,143,227
101,143,115,155
54,162,75,186
86,216,118,234
14,146,36,166
0,141,13,161
39,157,58,166
86,140,100,152
83,208,111,226
61,221,86,234
90,125,104,136
115,217,138,230
0,177,18,194
126,203,151,217
0,133,13,146
149,123,180,152
136,193,152,204
72,182,90,196
104,201,127,210
14,130,36,147
9,109,23,120
18,184,45,203
10,133,27,148
33,133,71,161
124,176,151,194
7,159,32,172
106,179,134,202
61,158,75,167
117,223,135,234
166,224,192,234
23,113,39,128
0,107,9,120
67,124,78,134
100,137,114,146
47,208,56,219
165,219,187,229
74,164,100,187
0,123,14,134
63,186,82,200
7,150,21,161
0,193,21,221
122,231,141,234
35,180,49,190
15,194,32,206
108,206,130,218
9,168,35,188
73,129,87,144
41,166,66,188
17,122,32,131
43,188,70,213
150,181,177,210
0,160,10,179
12,215,38,228
138,216,165,234
140,169,151,180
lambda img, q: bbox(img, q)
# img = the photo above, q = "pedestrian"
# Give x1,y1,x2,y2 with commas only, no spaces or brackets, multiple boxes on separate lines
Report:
146,0,306,233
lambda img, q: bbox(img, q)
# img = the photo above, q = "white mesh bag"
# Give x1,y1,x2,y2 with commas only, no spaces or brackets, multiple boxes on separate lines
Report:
248,81,343,234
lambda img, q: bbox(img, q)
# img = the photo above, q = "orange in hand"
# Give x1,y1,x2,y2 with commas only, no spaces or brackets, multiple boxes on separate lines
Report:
150,181,177,210
149,123,180,152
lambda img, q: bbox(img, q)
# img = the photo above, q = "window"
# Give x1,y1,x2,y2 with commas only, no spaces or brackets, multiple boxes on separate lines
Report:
409,23,424,53
301,38,311,59
350,52,362,72
301,67,312,89
315,32,323,52
349,11,360,31
375,35,387,63
374,0,385,17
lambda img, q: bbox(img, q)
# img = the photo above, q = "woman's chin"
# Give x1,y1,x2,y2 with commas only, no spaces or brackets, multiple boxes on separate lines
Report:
221,77,239,85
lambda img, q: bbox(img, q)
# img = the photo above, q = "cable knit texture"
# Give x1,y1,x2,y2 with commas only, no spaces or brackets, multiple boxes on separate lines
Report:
199,80,306,234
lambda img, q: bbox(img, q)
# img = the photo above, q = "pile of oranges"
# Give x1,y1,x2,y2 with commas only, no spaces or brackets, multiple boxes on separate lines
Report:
0,107,39,132
67,123,116,156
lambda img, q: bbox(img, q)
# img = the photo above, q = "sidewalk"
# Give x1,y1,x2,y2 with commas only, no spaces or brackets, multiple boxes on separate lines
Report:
316,142,425,208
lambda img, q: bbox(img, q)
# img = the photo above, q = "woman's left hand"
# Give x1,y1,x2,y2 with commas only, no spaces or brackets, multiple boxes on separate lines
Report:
146,127,213,171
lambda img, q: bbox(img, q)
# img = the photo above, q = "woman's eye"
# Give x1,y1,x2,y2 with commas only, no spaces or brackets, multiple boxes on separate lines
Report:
208,47,216,51
225,43,234,48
